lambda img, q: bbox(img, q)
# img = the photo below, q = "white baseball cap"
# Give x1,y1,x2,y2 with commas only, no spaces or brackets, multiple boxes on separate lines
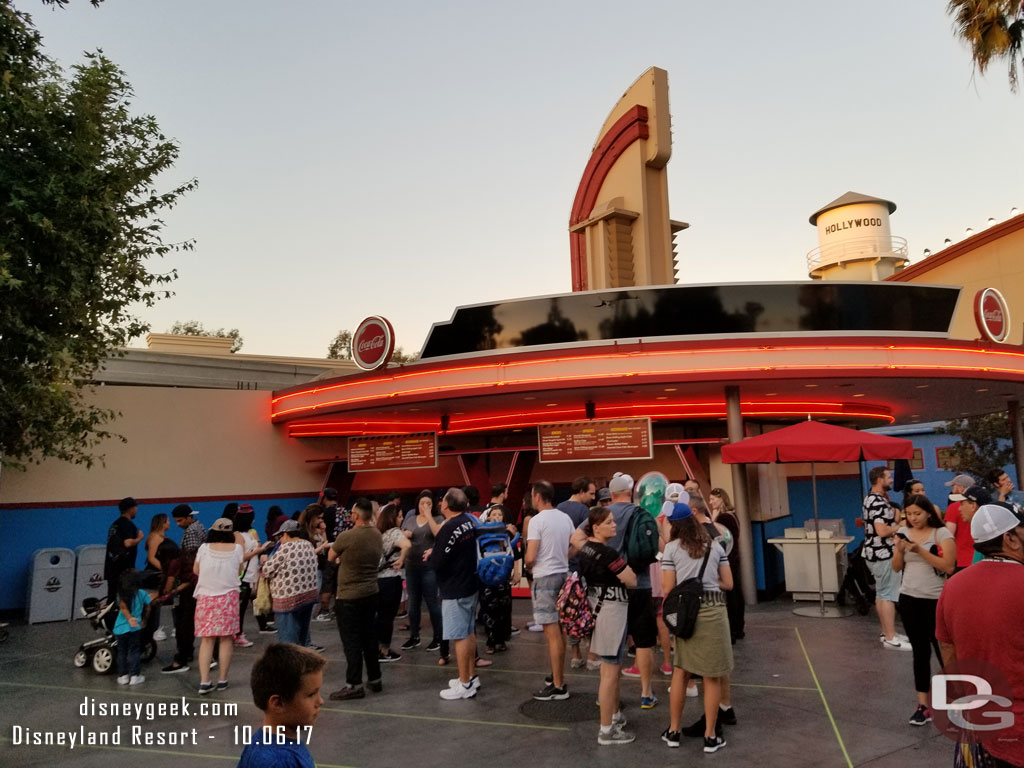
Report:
971,504,1023,543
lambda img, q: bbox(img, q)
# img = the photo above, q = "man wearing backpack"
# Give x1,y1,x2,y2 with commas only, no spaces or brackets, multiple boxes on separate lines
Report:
570,472,659,709
525,480,575,701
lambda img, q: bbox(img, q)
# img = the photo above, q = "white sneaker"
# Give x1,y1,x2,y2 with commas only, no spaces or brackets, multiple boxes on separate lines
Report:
881,637,912,651
879,632,909,644
117,675,130,685
686,683,699,698
527,623,543,632
129,675,145,685
440,678,479,700
152,627,166,641
447,676,481,691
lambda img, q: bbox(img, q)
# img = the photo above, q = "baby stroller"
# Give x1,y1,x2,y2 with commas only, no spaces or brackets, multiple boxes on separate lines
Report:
73,597,157,674
836,542,875,615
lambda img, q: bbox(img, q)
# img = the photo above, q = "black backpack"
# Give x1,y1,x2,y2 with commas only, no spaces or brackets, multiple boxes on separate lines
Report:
662,548,712,639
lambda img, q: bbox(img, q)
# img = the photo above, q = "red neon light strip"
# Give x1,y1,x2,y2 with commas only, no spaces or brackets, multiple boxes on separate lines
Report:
272,343,1024,421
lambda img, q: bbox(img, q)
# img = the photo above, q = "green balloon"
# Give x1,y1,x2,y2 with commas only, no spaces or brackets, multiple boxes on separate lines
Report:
634,471,669,516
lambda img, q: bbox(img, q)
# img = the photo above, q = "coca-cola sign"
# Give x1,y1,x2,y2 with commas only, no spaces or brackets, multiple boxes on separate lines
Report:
974,288,1010,343
352,316,396,370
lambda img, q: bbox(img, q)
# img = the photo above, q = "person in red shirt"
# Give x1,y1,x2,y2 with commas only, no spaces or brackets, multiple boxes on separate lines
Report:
945,485,990,572
936,504,1024,768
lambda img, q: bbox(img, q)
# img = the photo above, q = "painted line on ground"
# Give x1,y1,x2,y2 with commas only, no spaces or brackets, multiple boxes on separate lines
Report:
317,703,569,731
398,661,817,691
794,627,854,768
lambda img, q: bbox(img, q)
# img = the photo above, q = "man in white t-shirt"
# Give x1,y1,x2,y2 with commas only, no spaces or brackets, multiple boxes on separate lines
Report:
524,480,574,701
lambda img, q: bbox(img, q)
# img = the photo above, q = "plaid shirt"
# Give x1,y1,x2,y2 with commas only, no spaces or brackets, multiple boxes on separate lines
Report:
181,519,207,553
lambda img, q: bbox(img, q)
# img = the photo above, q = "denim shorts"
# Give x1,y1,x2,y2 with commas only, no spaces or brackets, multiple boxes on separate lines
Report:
441,594,478,640
866,558,901,602
531,572,567,626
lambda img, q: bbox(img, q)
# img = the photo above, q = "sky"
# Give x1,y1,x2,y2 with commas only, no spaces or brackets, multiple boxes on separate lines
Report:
22,0,1024,359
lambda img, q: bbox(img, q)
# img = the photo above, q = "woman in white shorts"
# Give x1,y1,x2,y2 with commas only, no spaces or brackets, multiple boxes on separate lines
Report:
577,505,637,746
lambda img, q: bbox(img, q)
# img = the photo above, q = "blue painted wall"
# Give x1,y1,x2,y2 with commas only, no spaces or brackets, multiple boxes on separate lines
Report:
751,476,864,594
0,496,317,612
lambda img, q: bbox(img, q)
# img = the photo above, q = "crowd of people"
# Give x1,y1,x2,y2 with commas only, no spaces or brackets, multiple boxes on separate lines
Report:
100,464,1024,766
861,465,1024,768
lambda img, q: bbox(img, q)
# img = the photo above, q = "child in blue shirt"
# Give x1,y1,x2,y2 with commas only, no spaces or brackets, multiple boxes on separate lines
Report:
114,569,151,685
238,644,325,768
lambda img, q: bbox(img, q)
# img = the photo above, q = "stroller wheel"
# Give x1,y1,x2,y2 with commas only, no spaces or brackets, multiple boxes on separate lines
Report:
92,646,114,674
74,650,89,668
141,639,157,663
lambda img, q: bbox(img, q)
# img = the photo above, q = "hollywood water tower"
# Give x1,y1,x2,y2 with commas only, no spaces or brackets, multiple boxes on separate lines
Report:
807,191,909,280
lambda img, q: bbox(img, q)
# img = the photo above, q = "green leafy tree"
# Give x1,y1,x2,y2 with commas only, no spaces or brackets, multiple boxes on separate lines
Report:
948,0,1024,91
0,5,195,470
936,411,1014,478
168,320,243,353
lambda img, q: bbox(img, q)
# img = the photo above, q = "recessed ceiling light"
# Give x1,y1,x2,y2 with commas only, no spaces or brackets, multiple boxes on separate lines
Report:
852,394,865,398
546,403,558,407
664,387,677,392
764,392,778,396
976,388,989,393
512,428,522,432
523,396,536,401
656,396,668,400
453,412,464,415
910,414,920,418
805,384,818,388
408,408,420,412
916,384,930,389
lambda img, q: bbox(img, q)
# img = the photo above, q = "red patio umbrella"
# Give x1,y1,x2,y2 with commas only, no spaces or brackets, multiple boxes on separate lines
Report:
722,420,913,617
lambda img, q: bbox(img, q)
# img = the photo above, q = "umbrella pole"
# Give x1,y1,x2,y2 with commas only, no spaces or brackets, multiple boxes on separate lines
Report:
811,461,826,616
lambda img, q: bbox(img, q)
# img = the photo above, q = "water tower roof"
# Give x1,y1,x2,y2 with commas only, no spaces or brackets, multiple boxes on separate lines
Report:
809,191,897,225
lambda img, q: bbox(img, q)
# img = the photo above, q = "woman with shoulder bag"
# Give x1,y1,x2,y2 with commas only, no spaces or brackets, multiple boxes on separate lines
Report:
892,494,956,727
577,505,637,746
660,503,733,754
233,506,273,646
376,504,411,662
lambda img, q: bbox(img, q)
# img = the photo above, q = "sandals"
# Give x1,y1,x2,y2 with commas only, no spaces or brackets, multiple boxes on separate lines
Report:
485,646,496,655
437,656,451,666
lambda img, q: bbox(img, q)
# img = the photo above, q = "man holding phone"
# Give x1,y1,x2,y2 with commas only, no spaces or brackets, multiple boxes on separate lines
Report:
861,467,910,651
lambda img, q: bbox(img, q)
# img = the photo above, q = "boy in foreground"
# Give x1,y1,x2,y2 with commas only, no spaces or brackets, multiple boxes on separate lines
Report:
238,644,325,768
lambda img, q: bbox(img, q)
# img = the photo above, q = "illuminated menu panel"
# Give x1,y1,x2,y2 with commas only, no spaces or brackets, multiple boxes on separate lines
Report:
348,433,438,472
539,419,652,463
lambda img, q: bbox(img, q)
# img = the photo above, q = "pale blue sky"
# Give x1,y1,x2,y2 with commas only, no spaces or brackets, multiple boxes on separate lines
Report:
25,1,1024,358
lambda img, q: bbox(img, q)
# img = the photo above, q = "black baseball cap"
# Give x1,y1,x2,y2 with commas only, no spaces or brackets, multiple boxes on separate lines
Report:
962,486,992,506
322,487,338,500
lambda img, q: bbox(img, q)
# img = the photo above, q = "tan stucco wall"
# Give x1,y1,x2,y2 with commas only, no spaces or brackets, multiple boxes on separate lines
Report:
0,387,345,505
901,224,1024,346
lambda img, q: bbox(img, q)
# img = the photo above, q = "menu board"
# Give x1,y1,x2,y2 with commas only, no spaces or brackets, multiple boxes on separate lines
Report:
538,419,652,463
348,432,438,472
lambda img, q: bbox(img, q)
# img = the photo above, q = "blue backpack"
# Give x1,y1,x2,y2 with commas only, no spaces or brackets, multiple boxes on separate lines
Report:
476,523,520,587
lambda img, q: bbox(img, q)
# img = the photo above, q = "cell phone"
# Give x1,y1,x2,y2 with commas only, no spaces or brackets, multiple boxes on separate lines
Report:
895,532,910,541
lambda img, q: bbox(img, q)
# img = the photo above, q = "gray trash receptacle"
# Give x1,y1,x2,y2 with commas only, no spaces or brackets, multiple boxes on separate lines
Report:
73,545,107,619
27,548,76,623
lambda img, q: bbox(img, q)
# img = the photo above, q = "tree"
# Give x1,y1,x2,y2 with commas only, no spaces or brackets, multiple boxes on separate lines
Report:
0,5,195,469
326,329,351,360
168,320,243,353
948,0,1024,91
936,411,1014,478
326,328,417,363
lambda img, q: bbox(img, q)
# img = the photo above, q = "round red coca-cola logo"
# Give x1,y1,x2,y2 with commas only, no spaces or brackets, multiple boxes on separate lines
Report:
352,316,395,371
974,288,1010,343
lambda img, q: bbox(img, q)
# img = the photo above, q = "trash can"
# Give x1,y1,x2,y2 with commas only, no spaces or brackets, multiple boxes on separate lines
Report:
26,548,76,623
73,545,107,620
